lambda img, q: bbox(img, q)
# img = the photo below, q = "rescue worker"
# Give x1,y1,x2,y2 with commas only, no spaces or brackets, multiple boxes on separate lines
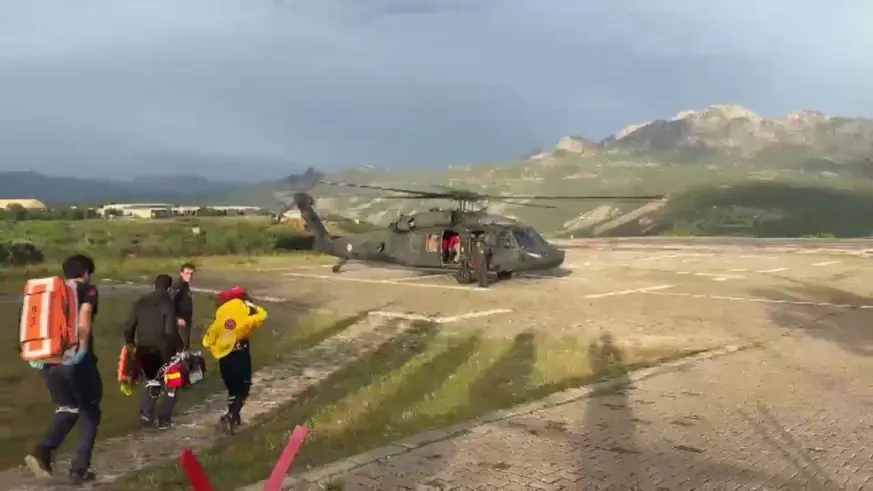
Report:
202,287,268,434
123,274,186,429
25,254,102,484
170,263,196,351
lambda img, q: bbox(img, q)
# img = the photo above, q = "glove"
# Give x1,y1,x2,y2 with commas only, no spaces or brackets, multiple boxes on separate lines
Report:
62,348,87,366
29,361,45,369
178,350,190,360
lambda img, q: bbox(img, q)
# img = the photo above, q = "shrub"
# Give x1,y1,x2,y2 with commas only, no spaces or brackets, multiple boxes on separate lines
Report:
0,218,318,261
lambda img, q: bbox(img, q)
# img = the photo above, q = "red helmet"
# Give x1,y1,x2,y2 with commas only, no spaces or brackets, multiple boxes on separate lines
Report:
217,286,247,305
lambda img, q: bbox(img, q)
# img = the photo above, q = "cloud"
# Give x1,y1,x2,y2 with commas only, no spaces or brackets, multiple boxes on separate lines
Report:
1,0,872,180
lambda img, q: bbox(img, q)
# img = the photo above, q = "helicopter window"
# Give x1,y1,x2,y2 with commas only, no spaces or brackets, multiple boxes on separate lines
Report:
497,231,514,248
513,228,547,251
425,234,440,252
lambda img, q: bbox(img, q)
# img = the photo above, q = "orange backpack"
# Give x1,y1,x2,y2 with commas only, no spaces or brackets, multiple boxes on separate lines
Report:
19,277,80,363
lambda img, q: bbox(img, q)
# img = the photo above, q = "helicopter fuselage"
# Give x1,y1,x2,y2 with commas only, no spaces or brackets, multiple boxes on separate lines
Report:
314,225,565,274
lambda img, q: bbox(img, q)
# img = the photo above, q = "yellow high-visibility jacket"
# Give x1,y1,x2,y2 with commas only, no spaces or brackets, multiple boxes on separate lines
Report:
202,299,268,359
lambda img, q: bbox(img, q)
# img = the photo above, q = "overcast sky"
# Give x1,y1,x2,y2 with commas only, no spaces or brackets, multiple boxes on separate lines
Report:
1,0,872,181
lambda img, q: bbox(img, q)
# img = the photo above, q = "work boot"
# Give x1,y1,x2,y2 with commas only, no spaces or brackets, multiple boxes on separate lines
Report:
69,468,96,484
156,418,173,430
218,414,238,435
24,447,52,478
140,412,155,429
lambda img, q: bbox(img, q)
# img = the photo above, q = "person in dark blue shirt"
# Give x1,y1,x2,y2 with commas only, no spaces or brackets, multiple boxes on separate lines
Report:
24,254,103,485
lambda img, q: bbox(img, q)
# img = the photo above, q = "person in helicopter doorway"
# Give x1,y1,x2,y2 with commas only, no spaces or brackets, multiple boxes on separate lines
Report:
442,233,462,263
201,287,268,434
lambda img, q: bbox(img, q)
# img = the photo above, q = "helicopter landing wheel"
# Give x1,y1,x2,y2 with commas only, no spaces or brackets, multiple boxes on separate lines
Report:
496,271,512,281
332,258,347,274
455,267,473,284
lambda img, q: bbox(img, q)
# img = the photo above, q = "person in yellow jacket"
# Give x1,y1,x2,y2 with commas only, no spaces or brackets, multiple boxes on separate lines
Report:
202,287,268,434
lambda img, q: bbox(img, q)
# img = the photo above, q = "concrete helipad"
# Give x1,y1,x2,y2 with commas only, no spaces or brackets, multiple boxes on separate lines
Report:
202,242,873,356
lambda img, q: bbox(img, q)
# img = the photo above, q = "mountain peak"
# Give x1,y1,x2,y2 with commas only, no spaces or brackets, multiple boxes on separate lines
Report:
538,104,872,164
678,104,763,122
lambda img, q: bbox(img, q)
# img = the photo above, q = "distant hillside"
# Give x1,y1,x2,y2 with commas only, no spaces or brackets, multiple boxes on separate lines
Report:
0,169,323,208
282,105,873,236
6,104,873,238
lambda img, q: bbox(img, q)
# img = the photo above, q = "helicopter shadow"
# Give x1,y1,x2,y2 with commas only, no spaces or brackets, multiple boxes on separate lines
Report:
515,267,575,280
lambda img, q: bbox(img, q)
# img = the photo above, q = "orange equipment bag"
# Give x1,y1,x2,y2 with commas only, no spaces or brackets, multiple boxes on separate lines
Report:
19,277,79,363
117,345,141,395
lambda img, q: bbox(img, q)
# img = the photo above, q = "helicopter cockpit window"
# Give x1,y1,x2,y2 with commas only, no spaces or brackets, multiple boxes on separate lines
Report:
513,227,547,252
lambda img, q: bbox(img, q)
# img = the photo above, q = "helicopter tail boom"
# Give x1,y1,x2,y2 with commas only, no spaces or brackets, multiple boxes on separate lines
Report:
293,192,333,254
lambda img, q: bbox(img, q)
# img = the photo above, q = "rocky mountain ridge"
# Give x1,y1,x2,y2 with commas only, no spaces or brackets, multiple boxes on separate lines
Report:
532,104,873,167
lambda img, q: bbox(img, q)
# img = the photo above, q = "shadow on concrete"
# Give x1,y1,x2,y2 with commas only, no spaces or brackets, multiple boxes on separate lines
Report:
750,282,873,357
735,402,838,490
581,333,642,487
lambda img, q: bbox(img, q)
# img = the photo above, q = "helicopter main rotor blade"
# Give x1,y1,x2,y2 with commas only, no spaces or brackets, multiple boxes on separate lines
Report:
319,179,665,202
477,194,667,201
319,180,445,197
486,198,557,209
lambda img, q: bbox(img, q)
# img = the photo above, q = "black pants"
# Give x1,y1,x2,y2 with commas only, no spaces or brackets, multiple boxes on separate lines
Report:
219,343,251,424
137,347,178,422
37,356,102,471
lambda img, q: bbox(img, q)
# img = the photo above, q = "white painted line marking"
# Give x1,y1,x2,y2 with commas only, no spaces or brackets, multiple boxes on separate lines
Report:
369,311,433,322
584,284,674,299
190,287,286,303
643,291,873,309
728,268,749,272
439,309,514,323
369,308,513,324
812,260,841,267
756,268,789,273
692,272,744,279
283,272,490,292
257,265,331,272
670,271,742,280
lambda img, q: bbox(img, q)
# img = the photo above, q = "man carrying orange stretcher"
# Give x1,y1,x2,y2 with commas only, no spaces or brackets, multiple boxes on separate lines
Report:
202,286,268,434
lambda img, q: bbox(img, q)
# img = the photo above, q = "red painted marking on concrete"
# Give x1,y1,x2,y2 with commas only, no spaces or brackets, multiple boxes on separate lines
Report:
179,448,214,491
264,425,311,491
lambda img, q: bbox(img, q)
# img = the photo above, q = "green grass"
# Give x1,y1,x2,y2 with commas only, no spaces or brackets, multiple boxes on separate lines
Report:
0,252,331,295
0,280,343,471
0,216,324,270
116,327,690,490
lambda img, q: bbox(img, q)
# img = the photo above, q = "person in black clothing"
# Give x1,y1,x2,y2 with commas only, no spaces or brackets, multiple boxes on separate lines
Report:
25,254,102,484
124,274,186,429
170,263,196,350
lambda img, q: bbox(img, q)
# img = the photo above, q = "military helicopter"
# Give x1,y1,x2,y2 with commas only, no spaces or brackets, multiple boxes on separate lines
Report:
291,181,664,287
